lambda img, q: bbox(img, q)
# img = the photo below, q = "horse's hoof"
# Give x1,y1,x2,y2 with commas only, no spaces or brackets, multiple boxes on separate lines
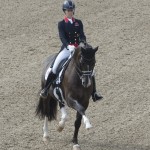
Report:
43,136,50,145
57,121,65,132
57,126,64,132
73,144,81,150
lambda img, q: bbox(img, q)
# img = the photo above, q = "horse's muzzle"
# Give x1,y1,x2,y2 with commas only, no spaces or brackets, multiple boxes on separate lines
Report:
82,76,91,88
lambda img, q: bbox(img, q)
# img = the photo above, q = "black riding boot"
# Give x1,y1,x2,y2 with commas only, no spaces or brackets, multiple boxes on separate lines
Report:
40,72,56,99
92,76,103,102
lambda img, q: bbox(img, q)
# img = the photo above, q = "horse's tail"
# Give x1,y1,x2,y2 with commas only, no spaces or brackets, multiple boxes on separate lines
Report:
36,95,58,121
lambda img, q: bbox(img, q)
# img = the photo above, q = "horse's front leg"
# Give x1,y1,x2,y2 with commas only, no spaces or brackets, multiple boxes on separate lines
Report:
43,117,49,143
57,103,68,132
72,112,82,150
69,97,92,129
68,98,92,150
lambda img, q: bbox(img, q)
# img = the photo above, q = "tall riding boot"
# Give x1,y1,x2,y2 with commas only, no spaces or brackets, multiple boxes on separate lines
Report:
40,72,56,99
92,76,103,102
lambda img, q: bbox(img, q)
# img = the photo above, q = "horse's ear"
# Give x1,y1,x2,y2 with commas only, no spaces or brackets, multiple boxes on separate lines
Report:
94,46,98,52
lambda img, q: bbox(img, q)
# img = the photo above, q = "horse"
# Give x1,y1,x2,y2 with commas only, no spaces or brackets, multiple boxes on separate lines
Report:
36,44,98,150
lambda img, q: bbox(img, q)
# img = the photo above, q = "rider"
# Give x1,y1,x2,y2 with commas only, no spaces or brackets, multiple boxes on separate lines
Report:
40,0,103,102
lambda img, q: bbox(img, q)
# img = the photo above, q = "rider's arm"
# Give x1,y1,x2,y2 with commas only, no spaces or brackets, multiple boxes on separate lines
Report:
79,20,86,43
58,21,69,48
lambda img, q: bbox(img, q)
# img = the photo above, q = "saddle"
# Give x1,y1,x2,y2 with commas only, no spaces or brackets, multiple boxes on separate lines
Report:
45,55,72,105
45,55,71,85
55,58,70,85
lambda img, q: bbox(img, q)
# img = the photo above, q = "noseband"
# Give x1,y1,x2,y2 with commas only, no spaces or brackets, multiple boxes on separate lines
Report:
76,68,93,80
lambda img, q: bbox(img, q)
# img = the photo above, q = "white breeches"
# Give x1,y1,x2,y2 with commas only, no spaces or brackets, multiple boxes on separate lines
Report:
52,48,71,74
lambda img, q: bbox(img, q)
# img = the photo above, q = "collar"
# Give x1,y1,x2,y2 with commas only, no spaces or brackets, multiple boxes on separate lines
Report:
64,17,75,23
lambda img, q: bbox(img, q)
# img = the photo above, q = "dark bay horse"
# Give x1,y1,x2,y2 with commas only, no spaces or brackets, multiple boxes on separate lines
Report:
36,44,98,150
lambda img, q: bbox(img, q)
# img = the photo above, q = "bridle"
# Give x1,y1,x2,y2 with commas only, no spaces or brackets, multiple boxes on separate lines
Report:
75,55,95,81
76,66,93,80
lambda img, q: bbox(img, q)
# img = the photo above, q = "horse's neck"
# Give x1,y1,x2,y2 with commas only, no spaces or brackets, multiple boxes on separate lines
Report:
65,57,80,83
70,58,78,75
63,49,82,85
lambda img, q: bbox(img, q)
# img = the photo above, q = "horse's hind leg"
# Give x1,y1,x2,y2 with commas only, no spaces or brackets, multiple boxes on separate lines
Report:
38,95,57,144
57,103,68,132
43,117,50,144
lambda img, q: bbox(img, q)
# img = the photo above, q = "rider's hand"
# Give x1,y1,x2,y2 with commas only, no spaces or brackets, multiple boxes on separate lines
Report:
79,42,85,48
67,45,75,53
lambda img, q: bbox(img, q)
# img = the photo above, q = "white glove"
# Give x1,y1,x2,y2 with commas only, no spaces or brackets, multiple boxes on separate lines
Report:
79,42,85,48
67,45,75,53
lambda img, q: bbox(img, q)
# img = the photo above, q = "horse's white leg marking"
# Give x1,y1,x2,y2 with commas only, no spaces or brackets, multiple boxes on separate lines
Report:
43,117,49,138
73,144,81,150
58,106,67,132
82,115,92,129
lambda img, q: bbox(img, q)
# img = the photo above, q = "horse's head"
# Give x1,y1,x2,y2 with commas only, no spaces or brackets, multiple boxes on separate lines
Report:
75,44,98,88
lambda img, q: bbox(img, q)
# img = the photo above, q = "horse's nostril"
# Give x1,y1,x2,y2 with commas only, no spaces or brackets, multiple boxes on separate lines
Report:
82,81,85,85
82,82,88,88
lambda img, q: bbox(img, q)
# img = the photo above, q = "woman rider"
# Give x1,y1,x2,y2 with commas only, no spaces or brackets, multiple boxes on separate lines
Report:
40,0,103,102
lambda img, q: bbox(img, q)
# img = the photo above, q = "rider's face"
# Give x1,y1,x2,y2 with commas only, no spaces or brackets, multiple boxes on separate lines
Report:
65,9,74,18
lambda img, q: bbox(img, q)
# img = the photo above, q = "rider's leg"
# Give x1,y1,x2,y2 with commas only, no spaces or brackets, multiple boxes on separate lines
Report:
91,75,103,102
52,48,70,74
40,48,71,98
40,71,56,98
